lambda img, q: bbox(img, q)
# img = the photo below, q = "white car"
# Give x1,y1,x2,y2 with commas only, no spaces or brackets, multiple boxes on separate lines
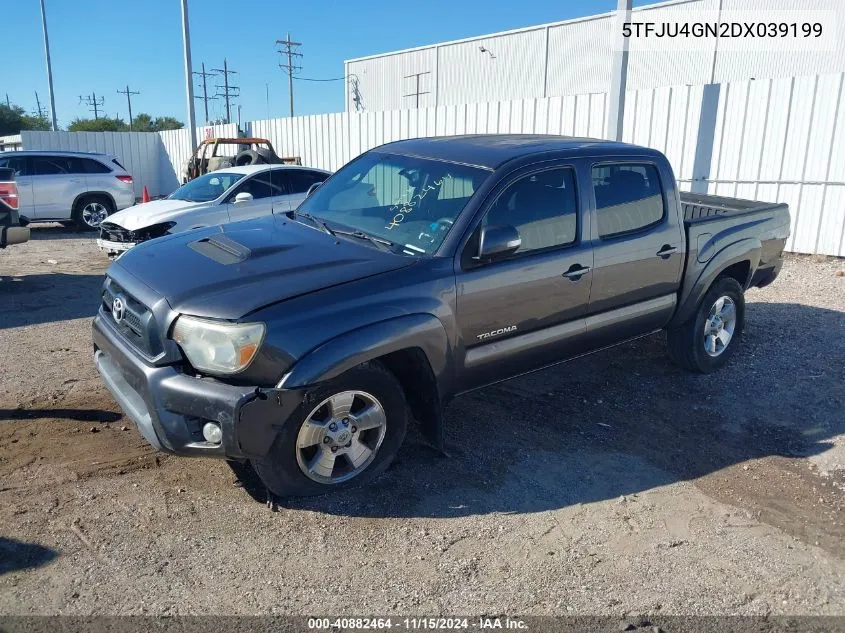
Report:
0,151,136,230
97,164,330,256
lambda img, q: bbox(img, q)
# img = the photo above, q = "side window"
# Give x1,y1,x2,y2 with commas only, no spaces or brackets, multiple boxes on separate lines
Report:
81,158,112,174
482,167,578,255
269,170,290,195
0,157,28,176
592,163,664,238
232,173,279,200
286,170,327,194
31,156,69,176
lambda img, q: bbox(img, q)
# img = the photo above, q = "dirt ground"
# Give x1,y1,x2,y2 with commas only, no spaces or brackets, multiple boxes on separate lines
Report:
1,226,844,616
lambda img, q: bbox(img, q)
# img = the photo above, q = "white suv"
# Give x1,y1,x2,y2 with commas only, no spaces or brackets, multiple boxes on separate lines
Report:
0,151,136,230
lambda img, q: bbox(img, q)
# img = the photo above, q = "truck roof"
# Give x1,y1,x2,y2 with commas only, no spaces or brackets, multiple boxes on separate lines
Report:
376,134,660,169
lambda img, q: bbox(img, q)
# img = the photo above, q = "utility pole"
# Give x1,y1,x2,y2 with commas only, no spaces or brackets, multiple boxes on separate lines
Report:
276,33,302,117
193,61,216,124
39,0,58,130
211,58,239,124
180,0,197,152
79,92,105,119
403,71,431,108
607,0,632,141
34,92,48,119
117,85,140,129
5,94,10,108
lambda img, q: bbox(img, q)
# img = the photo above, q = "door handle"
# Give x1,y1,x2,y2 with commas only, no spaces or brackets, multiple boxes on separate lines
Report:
656,245,677,259
562,264,591,280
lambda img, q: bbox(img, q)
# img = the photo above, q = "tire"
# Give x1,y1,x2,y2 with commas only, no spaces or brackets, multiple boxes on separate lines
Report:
72,195,115,231
252,361,409,497
234,149,262,166
255,147,282,164
667,276,745,373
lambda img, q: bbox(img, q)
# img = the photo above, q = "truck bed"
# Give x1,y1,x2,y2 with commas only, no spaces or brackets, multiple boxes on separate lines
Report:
680,192,785,224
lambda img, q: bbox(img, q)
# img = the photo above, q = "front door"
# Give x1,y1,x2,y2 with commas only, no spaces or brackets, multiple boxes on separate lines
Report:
30,155,86,219
226,170,289,222
454,165,593,391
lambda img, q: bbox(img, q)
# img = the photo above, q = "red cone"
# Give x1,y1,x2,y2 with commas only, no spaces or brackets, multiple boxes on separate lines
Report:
142,185,150,203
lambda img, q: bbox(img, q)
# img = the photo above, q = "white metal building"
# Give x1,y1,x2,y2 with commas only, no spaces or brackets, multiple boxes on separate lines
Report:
344,0,845,112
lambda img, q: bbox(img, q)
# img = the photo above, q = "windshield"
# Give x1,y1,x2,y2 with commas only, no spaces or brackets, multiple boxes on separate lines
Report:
169,172,244,203
297,152,490,255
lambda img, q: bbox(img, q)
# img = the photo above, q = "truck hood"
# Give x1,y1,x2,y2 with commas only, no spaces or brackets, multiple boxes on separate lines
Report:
106,198,207,231
112,214,415,319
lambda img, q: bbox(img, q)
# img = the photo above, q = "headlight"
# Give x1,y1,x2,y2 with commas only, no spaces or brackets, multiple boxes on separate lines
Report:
171,316,265,375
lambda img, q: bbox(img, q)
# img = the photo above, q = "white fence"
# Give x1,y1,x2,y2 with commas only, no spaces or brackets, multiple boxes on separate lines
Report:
249,72,845,257
18,73,845,256
21,124,238,198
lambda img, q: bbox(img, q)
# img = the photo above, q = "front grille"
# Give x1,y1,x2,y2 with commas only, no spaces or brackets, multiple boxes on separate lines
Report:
102,279,164,358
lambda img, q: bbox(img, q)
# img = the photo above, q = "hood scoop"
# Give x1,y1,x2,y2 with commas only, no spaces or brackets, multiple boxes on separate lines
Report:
188,234,252,265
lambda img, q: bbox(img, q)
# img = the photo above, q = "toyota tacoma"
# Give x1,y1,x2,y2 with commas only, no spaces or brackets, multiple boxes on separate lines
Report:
93,135,790,496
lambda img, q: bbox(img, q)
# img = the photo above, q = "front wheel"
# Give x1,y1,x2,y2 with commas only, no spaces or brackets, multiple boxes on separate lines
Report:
252,361,409,497
667,277,745,373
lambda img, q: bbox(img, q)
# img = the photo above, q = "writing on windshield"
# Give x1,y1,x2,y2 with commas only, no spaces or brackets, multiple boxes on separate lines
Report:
386,175,453,230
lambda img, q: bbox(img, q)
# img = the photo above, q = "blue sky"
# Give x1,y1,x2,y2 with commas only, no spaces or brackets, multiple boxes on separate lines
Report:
4,0,646,128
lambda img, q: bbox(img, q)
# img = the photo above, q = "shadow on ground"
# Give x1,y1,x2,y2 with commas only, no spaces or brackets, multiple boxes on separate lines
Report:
0,537,58,575
27,224,94,240
0,274,103,329
232,300,844,547
0,408,120,423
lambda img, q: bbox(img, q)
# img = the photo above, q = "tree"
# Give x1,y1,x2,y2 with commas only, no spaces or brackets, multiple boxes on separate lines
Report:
67,116,127,132
0,103,51,135
130,113,183,132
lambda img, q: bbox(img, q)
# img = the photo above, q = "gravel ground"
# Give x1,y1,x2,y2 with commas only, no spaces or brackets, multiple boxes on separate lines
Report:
1,226,844,616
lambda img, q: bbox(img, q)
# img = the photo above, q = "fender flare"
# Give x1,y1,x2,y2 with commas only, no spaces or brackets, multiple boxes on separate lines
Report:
280,313,451,389
670,237,761,327
72,191,117,214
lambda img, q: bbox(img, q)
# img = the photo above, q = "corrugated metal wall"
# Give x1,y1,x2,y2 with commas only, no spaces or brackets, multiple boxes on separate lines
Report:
21,124,239,197
346,0,845,112
250,72,845,257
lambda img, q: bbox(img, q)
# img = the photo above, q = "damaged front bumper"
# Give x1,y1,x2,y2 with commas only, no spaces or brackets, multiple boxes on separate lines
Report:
92,313,304,459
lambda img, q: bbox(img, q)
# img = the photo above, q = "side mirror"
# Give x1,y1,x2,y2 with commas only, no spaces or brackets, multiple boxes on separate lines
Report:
233,192,254,204
306,182,323,197
477,225,521,262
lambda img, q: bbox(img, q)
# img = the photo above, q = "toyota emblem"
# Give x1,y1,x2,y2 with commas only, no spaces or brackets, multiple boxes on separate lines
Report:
111,296,125,324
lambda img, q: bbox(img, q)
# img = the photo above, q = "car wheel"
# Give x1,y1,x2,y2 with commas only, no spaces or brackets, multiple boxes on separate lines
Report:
251,361,409,497
73,195,114,231
667,276,745,373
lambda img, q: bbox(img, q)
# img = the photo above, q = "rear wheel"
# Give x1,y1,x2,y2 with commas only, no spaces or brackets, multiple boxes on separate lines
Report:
73,195,114,231
667,277,745,373
252,361,409,497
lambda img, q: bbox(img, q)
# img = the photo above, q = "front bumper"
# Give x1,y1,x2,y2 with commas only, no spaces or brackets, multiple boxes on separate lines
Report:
92,314,304,458
97,238,137,256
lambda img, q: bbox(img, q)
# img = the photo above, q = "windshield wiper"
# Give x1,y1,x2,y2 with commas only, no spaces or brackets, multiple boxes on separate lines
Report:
331,229,395,250
287,210,334,236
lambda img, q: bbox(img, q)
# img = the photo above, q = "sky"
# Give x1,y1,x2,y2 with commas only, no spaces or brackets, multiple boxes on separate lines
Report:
3,0,648,128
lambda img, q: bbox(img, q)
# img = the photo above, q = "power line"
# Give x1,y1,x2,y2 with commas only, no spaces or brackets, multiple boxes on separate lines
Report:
276,33,302,117
79,92,105,119
116,85,140,129
211,58,239,124
193,61,217,125
403,71,431,109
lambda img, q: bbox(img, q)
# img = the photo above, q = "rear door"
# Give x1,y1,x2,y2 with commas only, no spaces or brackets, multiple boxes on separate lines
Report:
30,155,87,219
583,159,684,344
0,156,33,219
226,170,287,222
454,163,593,391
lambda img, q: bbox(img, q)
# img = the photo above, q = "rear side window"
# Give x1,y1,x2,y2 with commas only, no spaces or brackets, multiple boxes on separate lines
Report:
286,169,327,194
232,173,284,200
592,163,664,238
81,158,112,174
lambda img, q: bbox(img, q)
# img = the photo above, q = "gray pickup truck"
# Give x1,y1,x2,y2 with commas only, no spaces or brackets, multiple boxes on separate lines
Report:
93,135,789,496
